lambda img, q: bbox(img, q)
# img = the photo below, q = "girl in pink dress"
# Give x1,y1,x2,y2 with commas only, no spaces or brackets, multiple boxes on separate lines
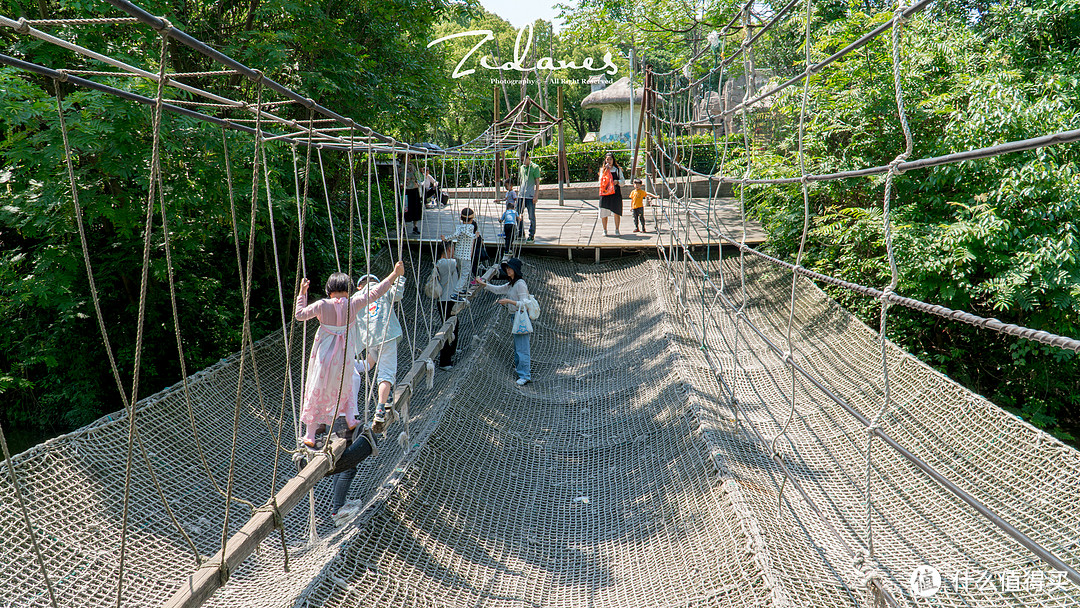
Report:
295,262,404,446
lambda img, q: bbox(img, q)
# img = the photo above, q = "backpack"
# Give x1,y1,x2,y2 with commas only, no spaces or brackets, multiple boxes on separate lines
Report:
523,295,540,320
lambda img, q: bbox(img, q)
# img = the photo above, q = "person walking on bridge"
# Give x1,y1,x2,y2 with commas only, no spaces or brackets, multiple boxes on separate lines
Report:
598,152,625,236
517,152,541,242
477,257,532,386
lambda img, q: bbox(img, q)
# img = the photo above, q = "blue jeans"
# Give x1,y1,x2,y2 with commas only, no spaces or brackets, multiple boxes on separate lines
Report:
518,197,536,238
513,333,531,381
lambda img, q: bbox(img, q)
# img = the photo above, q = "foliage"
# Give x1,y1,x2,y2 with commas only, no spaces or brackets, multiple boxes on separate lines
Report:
0,0,465,439
739,5,1080,441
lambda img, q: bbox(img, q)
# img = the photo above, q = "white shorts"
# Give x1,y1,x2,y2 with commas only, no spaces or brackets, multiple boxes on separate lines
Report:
350,341,398,414
599,208,614,218
368,342,398,385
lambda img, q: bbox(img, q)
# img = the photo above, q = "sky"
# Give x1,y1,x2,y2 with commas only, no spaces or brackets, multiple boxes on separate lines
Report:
476,0,567,30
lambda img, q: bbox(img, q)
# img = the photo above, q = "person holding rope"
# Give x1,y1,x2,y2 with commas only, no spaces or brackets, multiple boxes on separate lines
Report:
476,257,532,386
434,239,459,370
294,263,404,448
351,271,407,425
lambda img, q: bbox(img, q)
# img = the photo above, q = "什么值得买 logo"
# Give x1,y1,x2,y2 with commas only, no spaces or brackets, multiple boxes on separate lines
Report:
428,24,619,79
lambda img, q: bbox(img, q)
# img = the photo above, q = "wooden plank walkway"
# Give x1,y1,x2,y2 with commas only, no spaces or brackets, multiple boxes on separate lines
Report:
394,195,766,254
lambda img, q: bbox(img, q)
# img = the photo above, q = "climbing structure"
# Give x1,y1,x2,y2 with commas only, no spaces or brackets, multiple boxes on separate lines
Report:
2,0,1080,606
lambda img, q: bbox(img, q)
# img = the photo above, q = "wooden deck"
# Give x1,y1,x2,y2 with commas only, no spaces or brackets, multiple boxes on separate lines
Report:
393,195,765,256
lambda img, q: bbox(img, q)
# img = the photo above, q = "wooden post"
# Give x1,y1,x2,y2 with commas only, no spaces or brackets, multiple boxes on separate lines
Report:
494,85,501,201
645,70,654,188
631,70,647,180
557,85,565,206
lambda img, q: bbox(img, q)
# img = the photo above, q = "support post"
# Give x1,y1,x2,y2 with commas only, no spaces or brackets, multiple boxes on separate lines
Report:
645,70,654,188
494,85,501,201
631,69,647,180
557,85,566,206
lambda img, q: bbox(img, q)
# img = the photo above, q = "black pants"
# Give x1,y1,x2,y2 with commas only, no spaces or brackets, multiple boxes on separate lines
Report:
502,223,516,256
328,421,377,514
633,207,646,231
438,300,457,367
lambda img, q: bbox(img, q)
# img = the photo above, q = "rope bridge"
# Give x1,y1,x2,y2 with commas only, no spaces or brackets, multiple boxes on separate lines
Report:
2,0,1080,606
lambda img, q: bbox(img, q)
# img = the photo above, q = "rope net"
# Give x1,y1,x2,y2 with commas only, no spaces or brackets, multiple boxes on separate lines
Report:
4,254,1079,607
3,0,1080,606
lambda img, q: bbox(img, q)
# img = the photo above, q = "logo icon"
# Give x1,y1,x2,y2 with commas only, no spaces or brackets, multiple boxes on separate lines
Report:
910,565,942,598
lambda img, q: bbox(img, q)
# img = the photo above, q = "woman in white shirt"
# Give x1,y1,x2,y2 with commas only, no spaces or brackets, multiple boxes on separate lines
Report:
477,257,531,386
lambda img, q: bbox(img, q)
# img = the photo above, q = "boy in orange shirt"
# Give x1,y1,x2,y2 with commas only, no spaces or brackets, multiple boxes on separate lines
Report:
629,179,658,233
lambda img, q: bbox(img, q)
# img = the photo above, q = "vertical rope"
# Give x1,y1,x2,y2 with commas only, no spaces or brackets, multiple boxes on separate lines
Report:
774,0,816,512
0,422,58,607
864,0,914,558
116,32,170,607
220,74,265,577
316,146,341,271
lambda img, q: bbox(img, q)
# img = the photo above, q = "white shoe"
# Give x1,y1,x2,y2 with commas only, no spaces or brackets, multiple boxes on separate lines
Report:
603,229,609,236
516,378,529,386
614,229,620,236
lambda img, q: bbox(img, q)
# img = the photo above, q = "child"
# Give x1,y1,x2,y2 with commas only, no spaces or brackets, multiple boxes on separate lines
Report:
294,263,404,447
351,271,407,425
498,178,517,209
434,240,459,369
446,207,477,301
629,179,657,233
500,199,519,259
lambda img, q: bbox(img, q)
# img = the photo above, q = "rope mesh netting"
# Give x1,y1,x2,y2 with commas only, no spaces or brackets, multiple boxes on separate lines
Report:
4,253,1079,607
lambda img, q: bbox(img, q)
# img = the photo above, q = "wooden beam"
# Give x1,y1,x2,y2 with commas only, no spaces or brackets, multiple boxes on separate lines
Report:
160,268,491,608
557,85,565,207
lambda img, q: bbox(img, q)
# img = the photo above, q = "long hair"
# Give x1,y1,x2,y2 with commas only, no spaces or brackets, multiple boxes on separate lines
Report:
599,152,622,177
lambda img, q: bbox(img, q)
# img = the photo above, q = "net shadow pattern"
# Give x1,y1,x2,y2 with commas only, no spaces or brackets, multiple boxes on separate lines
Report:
3,254,1079,607
0,252,497,608
670,253,1080,607
290,255,768,608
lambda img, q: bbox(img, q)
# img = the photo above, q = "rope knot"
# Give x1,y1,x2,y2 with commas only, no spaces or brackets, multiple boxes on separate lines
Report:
305,97,315,109
155,17,173,32
781,350,793,366
887,154,909,176
799,175,811,185
879,286,896,308
251,69,264,83
55,69,70,83
853,549,885,589
255,500,284,529
15,17,30,33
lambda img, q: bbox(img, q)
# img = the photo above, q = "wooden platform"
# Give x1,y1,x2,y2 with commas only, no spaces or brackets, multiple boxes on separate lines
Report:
393,195,765,256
